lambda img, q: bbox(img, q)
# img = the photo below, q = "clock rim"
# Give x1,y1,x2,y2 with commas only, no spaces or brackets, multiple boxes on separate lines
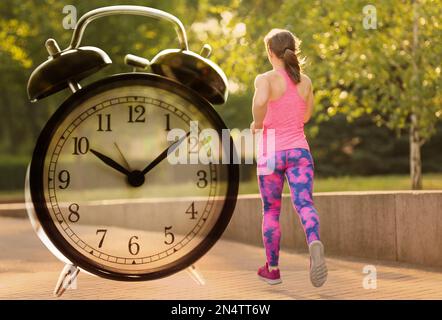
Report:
29,72,239,281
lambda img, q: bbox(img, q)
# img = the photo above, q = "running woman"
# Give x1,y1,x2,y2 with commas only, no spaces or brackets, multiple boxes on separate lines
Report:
251,29,327,287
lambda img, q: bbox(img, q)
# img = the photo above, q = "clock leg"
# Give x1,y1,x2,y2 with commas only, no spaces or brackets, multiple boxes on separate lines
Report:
186,264,206,285
53,263,80,297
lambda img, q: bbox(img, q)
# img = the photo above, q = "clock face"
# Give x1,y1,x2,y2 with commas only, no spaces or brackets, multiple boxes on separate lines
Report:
30,74,238,280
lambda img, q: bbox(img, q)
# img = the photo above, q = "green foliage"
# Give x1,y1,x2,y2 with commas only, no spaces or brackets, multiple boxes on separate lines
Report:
0,0,441,192
222,0,442,139
0,156,29,191
238,173,442,194
309,115,410,176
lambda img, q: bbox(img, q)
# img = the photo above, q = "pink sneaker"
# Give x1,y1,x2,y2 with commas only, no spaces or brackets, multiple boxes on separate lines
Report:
257,263,282,285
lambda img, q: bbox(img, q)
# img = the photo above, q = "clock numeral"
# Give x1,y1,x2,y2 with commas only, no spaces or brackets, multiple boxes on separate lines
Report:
72,137,89,155
96,229,107,248
97,114,112,132
188,136,199,154
128,236,140,255
165,113,171,131
164,226,175,245
201,136,212,157
128,105,146,123
196,170,208,188
185,202,198,220
58,170,70,189
68,203,80,223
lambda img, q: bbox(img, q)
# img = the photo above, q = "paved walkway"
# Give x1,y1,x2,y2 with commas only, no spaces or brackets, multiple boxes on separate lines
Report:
1,217,442,300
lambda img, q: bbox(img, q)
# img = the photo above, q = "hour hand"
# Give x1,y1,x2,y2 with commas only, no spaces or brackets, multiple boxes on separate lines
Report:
90,148,130,176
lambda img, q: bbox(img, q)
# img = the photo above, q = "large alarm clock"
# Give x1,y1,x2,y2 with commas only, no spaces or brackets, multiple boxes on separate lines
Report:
25,5,238,295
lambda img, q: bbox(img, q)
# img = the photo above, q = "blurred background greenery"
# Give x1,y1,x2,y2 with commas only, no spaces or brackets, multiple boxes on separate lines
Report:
0,0,441,199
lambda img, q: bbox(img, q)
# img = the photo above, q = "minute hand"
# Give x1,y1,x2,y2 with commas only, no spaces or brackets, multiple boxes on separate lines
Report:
141,132,190,175
90,148,131,176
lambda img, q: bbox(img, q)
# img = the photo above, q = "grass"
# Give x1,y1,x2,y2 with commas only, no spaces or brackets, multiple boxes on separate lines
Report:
2,174,442,202
239,173,442,194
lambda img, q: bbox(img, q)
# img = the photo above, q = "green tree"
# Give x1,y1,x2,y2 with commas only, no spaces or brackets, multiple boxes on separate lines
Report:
1,0,441,191
211,0,442,189
0,0,211,155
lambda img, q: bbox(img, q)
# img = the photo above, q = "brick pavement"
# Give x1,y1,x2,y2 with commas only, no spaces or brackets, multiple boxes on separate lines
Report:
0,217,441,300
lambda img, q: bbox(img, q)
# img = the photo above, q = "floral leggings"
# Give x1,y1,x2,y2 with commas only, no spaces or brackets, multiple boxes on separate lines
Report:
258,148,320,267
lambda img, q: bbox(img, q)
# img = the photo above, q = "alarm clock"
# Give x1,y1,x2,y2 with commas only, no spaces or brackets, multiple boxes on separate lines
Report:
25,5,239,296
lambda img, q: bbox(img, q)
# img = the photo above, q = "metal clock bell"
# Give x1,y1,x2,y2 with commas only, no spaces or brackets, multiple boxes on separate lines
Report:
25,5,239,297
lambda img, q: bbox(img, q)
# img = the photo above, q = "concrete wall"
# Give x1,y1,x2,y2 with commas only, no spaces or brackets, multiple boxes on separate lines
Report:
3,191,442,267
224,192,442,268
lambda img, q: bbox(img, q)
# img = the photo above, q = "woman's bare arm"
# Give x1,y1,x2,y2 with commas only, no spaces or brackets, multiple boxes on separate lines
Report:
252,74,270,129
304,78,314,123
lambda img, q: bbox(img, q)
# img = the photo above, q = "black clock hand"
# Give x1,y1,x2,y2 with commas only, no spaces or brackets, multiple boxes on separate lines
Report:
114,142,131,170
141,131,191,175
90,148,131,176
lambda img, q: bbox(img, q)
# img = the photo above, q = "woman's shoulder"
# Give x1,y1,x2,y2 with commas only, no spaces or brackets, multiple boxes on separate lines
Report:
255,70,276,81
255,70,282,87
254,73,269,89
259,70,312,85
264,69,282,79
254,71,275,88
255,70,312,91
300,73,312,87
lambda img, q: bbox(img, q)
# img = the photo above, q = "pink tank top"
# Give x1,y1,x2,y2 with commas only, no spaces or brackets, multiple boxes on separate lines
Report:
260,68,310,155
